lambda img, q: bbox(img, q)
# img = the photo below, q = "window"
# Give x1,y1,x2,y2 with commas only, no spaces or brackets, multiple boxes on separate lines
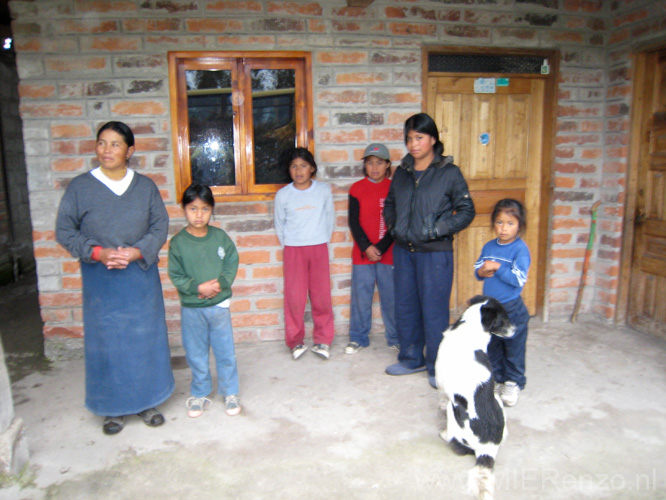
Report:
168,51,313,201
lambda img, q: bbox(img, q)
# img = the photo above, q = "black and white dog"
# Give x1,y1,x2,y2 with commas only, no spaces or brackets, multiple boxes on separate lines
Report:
434,295,516,500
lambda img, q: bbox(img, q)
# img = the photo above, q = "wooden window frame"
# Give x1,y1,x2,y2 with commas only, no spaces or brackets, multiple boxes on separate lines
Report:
168,51,314,202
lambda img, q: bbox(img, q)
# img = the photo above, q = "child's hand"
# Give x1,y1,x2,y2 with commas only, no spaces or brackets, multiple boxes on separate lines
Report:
197,279,221,299
365,245,382,262
478,260,500,278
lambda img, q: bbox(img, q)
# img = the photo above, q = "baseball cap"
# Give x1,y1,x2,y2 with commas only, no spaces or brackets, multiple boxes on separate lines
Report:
362,143,390,161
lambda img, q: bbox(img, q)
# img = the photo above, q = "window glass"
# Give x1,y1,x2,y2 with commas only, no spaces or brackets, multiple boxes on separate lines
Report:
186,69,235,186
251,69,295,185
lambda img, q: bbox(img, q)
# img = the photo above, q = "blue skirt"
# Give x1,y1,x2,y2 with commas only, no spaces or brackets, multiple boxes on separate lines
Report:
81,261,175,416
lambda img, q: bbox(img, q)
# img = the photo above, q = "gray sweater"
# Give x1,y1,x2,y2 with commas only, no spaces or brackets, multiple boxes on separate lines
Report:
56,171,168,269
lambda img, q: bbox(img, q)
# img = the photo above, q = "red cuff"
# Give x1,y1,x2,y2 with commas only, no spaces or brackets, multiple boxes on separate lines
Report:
91,246,102,261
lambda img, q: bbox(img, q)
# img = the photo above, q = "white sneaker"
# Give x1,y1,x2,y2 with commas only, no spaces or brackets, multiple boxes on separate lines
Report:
224,395,241,416
500,381,520,407
291,344,308,360
311,343,330,360
344,342,364,354
185,396,212,418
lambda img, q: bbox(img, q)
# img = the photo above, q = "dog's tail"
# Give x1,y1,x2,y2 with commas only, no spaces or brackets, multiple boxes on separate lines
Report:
467,455,495,500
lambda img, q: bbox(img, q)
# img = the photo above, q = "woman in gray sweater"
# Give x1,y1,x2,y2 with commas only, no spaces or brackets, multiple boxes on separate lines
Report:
56,121,174,435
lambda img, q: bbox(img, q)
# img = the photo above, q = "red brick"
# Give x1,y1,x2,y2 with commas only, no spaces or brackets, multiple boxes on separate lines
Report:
256,298,283,310
51,124,92,139
330,262,352,274
52,158,85,172
19,84,56,99
206,1,263,13
33,230,55,242
112,101,167,116
144,173,168,185
332,294,350,306
553,205,572,216
216,35,275,45
551,234,572,245
370,128,403,142
252,266,283,279
335,72,388,85
232,313,279,327
555,177,576,188
135,137,169,151
39,292,83,307
236,234,280,247
62,261,81,274
551,248,586,259
20,103,84,118
333,246,352,259
87,36,141,52
319,149,349,163
317,51,367,64
267,1,322,16
309,19,326,33
238,251,271,264
62,277,82,290
75,0,138,13
186,19,244,32
40,308,72,323
331,231,348,243
59,20,119,33
44,326,83,338
230,299,251,313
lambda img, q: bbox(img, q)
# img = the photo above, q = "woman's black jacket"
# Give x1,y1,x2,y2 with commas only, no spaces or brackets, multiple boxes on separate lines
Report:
383,146,475,253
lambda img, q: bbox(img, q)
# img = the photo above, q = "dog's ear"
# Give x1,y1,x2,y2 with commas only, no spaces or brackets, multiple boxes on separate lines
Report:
479,298,509,334
469,295,489,307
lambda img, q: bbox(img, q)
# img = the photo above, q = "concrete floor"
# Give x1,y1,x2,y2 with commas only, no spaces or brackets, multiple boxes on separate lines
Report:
2,318,666,500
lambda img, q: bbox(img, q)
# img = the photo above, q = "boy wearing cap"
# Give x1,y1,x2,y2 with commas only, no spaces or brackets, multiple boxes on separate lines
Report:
345,143,398,354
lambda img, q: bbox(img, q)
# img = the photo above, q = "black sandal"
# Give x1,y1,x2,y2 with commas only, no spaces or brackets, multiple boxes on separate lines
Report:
137,408,165,427
103,416,125,435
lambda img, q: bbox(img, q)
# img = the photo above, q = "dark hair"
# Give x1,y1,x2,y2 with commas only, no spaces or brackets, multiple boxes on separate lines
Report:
492,199,527,234
181,183,215,208
279,147,317,178
362,156,392,179
96,121,135,147
403,113,443,154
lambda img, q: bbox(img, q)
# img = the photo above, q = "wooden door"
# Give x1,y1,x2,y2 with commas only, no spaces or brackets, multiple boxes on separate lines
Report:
427,75,547,316
627,49,666,338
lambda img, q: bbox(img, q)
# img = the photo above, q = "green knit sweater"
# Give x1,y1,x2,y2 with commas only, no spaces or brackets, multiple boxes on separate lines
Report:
168,226,239,308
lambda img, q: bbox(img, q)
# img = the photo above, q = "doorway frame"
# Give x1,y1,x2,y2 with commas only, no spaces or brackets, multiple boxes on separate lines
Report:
421,45,559,318
617,39,666,325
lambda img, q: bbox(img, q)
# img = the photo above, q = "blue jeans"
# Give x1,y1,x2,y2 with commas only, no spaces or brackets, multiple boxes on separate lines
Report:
393,245,453,377
488,296,529,389
181,305,239,398
349,263,398,347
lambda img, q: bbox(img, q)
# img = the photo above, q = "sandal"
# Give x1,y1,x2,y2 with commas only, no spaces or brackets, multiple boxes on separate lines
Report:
137,408,165,427
103,416,125,435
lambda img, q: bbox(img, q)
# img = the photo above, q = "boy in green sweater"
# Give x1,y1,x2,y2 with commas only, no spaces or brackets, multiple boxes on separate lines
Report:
168,184,241,418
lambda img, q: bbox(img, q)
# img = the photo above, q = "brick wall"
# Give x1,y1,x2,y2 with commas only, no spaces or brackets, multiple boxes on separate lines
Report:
10,0,666,343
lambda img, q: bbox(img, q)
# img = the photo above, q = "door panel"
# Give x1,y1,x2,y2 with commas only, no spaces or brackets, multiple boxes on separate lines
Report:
628,49,666,337
428,75,546,316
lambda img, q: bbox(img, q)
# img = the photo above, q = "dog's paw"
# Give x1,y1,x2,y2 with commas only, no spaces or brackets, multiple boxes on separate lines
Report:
438,428,448,442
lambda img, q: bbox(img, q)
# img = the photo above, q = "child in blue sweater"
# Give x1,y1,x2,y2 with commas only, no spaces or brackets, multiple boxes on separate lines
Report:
474,199,531,407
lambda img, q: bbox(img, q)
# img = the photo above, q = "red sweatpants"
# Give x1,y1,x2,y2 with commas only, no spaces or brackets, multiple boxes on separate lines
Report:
283,244,335,349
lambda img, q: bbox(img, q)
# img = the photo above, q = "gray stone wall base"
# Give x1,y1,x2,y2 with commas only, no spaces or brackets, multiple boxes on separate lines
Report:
0,417,29,478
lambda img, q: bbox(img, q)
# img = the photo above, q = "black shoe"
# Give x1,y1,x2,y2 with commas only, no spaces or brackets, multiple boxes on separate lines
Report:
137,408,165,427
103,416,125,435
